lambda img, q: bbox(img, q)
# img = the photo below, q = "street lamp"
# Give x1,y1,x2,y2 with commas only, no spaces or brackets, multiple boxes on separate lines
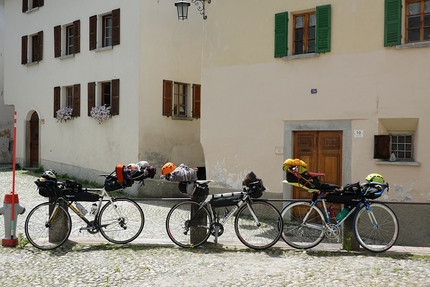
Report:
175,0,211,20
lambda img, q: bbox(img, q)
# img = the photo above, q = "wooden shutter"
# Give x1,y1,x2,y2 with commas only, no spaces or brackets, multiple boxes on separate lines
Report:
111,79,120,116
37,31,43,61
89,15,97,50
192,84,201,119
54,26,61,58
54,86,60,118
73,20,81,54
374,135,390,159
316,5,331,53
39,0,44,7
274,12,288,58
21,36,28,65
112,9,120,46
88,82,96,116
22,0,28,13
163,80,173,117
72,84,81,117
384,0,401,47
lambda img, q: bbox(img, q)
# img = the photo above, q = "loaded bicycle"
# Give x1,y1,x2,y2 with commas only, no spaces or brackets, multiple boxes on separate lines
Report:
24,163,155,250
280,159,399,253
161,164,283,250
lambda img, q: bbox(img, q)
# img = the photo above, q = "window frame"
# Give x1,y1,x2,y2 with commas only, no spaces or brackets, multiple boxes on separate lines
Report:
293,12,316,55
22,31,43,64
54,20,80,58
22,0,44,13
173,82,188,117
374,133,415,162
53,84,81,119
87,79,120,116
163,80,201,119
89,9,120,51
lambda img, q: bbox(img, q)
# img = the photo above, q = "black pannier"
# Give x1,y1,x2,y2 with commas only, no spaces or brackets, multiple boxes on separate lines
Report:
286,171,321,189
62,180,100,202
325,191,360,205
210,194,242,208
242,171,265,198
35,179,59,197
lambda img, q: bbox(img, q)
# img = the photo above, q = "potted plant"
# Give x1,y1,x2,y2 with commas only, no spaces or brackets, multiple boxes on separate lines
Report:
56,106,73,122
90,105,112,124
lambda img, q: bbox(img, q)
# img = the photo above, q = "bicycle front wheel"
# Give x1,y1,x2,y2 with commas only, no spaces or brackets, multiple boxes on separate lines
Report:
234,200,283,250
98,198,144,244
24,202,72,250
280,201,325,249
166,201,212,248
353,202,399,253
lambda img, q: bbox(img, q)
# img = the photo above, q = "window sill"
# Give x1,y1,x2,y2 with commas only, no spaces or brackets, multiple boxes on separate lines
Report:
59,54,75,60
396,41,430,50
95,46,113,53
25,7,39,14
24,61,39,66
172,116,193,121
375,161,421,166
282,53,320,61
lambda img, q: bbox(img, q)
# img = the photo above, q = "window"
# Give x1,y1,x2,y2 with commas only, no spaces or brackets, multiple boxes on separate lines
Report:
385,0,430,46
406,0,430,43
274,5,331,58
89,9,120,51
21,31,43,64
163,80,201,119
374,118,418,162
293,12,316,55
53,84,81,118
87,79,120,116
22,0,44,13
54,21,81,58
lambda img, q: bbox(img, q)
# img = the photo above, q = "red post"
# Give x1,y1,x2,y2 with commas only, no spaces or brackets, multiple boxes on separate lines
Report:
11,111,17,236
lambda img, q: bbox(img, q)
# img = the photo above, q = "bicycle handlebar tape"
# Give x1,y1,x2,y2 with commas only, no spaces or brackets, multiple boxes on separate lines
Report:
0,194,26,247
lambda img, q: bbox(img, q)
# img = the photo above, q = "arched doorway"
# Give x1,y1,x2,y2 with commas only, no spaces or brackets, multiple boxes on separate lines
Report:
29,112,39,167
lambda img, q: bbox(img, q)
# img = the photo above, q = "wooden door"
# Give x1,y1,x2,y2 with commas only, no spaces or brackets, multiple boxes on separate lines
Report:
30,112,39,167
293,131,342,200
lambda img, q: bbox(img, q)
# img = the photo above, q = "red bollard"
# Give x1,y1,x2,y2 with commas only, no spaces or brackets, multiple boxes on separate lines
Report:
0,193,26,247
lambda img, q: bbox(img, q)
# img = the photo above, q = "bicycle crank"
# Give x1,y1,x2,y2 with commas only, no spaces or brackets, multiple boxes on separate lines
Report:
324,223,341,241
210,222,224,237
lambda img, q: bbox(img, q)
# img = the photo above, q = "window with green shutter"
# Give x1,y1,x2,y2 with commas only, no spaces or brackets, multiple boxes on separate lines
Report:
384,0,402,46
316,5,331,53
274,12,288,58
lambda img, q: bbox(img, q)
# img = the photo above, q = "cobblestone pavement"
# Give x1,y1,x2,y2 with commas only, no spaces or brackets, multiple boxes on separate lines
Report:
1,168,430,287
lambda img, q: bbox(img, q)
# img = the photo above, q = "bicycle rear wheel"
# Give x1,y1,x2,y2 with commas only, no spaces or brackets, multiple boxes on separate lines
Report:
166,201,212,248
353,202,399,253
98,198,144,244
234,200,283,250
24,202,72,250
280,201,325,249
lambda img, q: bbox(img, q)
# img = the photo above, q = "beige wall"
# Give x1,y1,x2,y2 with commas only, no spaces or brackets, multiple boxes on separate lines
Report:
200,0,430,202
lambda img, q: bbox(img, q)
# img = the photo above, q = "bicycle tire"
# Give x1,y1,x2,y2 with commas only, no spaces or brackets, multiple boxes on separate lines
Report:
98,198,144,244
234,200,283,250
166,201,212,248
353,202,399,253
280,200,325,249
24,202,72,250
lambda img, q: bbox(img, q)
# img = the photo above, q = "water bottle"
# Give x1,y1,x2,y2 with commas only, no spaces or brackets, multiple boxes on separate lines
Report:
75,202,88,216
328,205,335,219
336,206,350,221
90,203,97,215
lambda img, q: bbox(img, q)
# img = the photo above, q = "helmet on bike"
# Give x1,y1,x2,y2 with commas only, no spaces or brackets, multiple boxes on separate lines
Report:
365,173,385,184
161,162,176,175
42,169,58,181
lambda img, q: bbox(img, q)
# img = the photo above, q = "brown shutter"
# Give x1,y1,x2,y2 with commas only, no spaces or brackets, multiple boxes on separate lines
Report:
72,84,81,117
21,36,28,64
89,15,97,50
54,26,61,58
163,80,173,117
112,8,120,46
39,0,44,7
88,82,96,116
37,31,43,61
73,20,80,54
22,0,28,13
374,135,390,159
54,86,61,118
111,79,120,116
192,84,201,119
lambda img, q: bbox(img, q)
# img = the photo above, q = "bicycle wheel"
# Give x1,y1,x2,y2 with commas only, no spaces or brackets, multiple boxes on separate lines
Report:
234,200,283,250
24,202,72,250
280,200,325,249
98,198,144,244
166,201,212,248
353,202,399,253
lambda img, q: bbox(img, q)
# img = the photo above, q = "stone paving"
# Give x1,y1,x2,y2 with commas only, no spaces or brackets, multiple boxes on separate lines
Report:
0,168,430,286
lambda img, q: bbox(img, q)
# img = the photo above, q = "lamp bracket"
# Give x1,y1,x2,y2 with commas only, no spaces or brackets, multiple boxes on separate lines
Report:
191,0,211,20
